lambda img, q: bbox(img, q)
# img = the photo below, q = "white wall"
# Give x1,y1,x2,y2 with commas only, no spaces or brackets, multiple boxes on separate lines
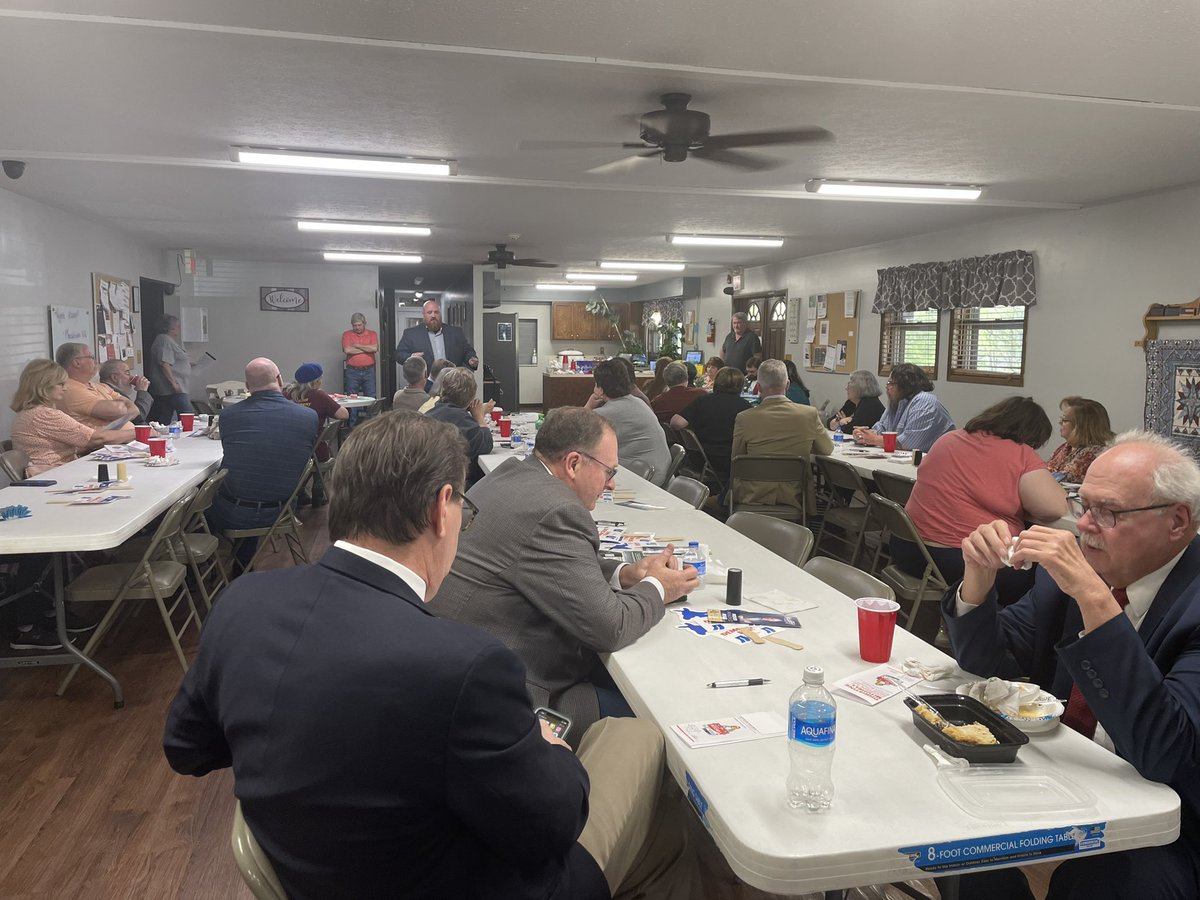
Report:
177,259,380,395
698,183,1200,439
0,186,162,437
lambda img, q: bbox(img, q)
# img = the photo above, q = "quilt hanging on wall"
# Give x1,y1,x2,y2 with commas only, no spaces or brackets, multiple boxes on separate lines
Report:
1144,339,1200,458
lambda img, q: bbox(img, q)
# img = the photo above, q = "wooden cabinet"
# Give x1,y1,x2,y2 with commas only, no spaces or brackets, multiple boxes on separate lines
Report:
551,302,629,342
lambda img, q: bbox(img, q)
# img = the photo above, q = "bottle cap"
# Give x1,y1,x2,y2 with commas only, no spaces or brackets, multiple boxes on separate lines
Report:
803,664,825,685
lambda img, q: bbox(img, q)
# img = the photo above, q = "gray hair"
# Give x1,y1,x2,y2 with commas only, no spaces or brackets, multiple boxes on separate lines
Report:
402,356,428,386
848,369,883,399
756,358,788,392
54,342,89,368
1110,430,1200,521
662,361,688,387
731,312,748,324
98,359,127,382
350,312,367,325
534,407,612,463
437,368,477,407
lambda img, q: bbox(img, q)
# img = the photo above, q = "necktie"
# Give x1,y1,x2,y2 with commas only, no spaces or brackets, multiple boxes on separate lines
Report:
1061,587,1129,739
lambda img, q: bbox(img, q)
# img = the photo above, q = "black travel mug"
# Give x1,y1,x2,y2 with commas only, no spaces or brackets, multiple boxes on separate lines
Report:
97,463,110,483
727,568,743,606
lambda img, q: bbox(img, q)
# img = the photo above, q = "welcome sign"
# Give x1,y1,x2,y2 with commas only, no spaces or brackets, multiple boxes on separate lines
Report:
260,287,310,312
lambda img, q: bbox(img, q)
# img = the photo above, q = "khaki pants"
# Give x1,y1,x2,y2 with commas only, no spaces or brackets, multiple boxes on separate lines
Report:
576,718,698,900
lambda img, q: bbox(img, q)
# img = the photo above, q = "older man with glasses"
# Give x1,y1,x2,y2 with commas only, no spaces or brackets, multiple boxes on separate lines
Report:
941,432,1200,900
98,359,153,423
428,407,699,739
54,342,139,429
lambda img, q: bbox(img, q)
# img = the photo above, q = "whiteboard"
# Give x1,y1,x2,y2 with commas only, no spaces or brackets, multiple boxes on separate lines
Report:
49,305,94,358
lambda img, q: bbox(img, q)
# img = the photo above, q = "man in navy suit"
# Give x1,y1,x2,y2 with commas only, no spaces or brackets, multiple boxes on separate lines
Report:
396,298,478,369
164,412,692,899
942,432,1200,899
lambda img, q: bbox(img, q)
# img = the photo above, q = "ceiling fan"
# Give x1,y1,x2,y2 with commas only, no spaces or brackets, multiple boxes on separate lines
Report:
520,92,831,174
474,242,556,269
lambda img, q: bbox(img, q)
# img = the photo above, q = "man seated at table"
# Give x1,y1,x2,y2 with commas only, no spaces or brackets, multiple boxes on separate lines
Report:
165,412,694,900
425,368,494,484
206,357,317,571
650,361,705,425
852,362,954,452
585,359,671,485
98,359,152,423
428,407,700,738
391,356,429,412
54,342,139,429
943,432,1200,900
730,359,832,514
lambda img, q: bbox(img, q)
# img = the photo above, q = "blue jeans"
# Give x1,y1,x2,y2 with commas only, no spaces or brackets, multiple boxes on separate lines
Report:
344,365,376,425
149,392,193,424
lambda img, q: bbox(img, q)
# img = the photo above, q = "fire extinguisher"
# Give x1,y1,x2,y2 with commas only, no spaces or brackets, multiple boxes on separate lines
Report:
706,317,717,344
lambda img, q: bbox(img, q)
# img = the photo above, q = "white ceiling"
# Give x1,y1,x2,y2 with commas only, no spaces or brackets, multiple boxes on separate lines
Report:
2,2,1200,282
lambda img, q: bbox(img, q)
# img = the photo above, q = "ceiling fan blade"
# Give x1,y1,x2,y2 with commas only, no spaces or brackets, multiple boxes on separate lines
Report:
519,139,626,151
702,127,832,151
690,147,780,171
586,151,662,176
512,260,558,268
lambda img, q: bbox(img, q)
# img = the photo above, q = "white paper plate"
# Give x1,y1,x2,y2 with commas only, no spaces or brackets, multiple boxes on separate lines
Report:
956,684,1064,734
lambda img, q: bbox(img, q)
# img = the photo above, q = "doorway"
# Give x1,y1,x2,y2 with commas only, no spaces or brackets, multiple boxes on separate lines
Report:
734,291,787,360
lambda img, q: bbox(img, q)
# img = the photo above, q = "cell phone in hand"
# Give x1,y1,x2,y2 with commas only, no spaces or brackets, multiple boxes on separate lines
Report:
535,706,572,741
10,480,56,487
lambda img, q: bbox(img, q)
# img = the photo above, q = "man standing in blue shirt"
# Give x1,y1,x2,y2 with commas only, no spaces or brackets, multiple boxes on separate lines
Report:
853,362,955,452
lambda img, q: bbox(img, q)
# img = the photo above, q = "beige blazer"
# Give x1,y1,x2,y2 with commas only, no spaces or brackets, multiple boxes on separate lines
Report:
731,396,833,511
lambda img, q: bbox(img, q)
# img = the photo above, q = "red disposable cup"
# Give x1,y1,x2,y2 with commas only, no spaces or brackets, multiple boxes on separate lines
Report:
148,437,168,458
490,409,503,424
179,413,194,432
499,418,513,438
134,424,151,443
856,597,901,663
882,431,898,453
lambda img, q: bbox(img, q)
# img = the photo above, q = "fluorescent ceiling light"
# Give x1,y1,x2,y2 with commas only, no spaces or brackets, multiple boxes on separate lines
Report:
323,251,422,263
565,272,637,282
600,260,686,272
298,220,432,236
233,147,454,177
668,234,784,248
536,283,595,291
805,179,982,201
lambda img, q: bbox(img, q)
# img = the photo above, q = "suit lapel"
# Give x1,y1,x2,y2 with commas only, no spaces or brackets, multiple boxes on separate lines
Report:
1140,538,1200,649
316,546,431,615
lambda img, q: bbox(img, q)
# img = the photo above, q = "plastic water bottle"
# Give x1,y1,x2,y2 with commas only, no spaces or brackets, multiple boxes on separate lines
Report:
511,433,526,459
684,541,706,579
787,665,836,812
833,431,844,445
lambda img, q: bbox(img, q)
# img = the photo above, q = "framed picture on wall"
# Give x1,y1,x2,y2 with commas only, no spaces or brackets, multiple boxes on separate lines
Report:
260,287,310,312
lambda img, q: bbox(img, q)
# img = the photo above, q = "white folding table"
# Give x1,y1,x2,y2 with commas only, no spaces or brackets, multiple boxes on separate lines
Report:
0,434,224,706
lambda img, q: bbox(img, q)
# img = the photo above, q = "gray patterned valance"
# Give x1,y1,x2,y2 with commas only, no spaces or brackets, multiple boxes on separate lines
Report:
872,249,1037,314
641,298,686,326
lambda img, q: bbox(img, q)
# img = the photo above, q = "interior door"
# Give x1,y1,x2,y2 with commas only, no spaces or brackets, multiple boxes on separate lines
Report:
483,312,519,407
763,297,788,361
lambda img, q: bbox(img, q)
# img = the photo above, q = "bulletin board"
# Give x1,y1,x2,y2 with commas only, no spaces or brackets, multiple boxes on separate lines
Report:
804,290,859,374
92,273,140,366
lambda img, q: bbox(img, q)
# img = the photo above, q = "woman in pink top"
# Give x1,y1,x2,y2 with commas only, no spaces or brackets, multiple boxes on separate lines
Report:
9,359,135,476
893,396,1067,608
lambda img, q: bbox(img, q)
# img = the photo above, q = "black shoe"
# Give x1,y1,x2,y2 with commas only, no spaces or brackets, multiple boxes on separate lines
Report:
44,606,97,634
11,624,64,651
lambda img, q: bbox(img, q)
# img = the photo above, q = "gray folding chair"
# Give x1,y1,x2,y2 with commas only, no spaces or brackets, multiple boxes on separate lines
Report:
727,455,810,523
666,475,709,509
232,800,287,900
812,455,872,564
677,427,725,494
178,470,232,611
866,494,949,638
623,459,656,483
662,444,687,484
803,556,895,602
1,448,29,482
727,512,814,567
872,469,917,506
223,459,315,575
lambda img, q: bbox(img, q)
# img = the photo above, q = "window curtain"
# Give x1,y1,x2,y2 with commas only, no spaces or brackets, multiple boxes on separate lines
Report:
641,298,686,326
872,249,1036,314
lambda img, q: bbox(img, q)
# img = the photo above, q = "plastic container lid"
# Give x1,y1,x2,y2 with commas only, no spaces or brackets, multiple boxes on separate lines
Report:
936,766,1097,819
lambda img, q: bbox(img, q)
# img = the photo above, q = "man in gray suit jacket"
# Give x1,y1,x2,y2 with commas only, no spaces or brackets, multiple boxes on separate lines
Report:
428,407,700,736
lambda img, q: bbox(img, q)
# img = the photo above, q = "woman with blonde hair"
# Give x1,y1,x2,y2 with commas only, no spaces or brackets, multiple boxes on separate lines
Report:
10,358,135,476
1047,396,1115,483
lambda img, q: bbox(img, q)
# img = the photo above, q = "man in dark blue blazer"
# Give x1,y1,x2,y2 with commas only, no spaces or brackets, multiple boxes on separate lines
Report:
942,433,1200,900
164,413,687,899
396,298,478,369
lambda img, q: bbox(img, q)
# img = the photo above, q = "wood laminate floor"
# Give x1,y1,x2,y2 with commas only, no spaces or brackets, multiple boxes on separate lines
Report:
0,507,1054,899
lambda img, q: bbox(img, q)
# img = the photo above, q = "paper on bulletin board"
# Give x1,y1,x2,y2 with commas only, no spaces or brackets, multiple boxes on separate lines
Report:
817,295,827,318
807,295,817,322
844,290,858,318
804,326,815,345
837,340,848,368
802,345,811,366
823,345,837,371
818,320,830,344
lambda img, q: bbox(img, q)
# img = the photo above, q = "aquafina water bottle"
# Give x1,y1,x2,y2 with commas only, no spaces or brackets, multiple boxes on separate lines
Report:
787,664,836,812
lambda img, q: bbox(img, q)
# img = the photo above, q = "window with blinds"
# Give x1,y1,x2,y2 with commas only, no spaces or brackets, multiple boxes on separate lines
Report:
878,309,940,378
517,318,538,366
948,305,1028,386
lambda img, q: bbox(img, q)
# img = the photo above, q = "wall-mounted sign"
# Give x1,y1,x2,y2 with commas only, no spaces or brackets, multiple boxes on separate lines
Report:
497,322,513,342
260,287,310,312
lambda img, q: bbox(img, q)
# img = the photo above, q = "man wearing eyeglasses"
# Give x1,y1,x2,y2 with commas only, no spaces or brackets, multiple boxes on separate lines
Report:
942,432,1200,900
54,342,139,429
429,407,700,740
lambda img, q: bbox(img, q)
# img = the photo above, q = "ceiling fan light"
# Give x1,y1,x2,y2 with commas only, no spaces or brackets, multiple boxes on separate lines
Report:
323,251,422,263
805,179,982,201
565,272,637,282
668,234,784,248
536,283,595,291
298,220,432,236
599,261,686,271
234,147,455,177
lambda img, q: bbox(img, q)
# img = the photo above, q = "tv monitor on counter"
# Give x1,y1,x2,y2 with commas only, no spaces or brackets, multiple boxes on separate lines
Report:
684,350,703,364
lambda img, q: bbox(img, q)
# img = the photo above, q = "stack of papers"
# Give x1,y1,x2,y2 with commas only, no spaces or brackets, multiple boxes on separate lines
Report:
832,664,923,706
672,711,787,748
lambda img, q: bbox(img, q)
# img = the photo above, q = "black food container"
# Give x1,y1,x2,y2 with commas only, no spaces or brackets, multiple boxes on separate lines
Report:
905,693,1030,763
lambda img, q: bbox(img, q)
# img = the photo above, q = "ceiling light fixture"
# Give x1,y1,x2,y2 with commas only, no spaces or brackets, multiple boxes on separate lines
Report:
298,220,432,236
805,179,983,201
233,147,455,177
565,272,637,282
323,251,422,263
599,261,686,272
536,283,595,292
668,234,784,248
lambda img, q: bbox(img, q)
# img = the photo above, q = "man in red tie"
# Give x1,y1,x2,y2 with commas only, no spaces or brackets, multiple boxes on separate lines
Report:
944,432,1200,900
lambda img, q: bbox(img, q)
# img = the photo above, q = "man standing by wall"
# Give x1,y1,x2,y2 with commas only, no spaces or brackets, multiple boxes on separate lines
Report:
147,314,194,423
720,311,762,375
396,299,478,370
341,312,378,424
